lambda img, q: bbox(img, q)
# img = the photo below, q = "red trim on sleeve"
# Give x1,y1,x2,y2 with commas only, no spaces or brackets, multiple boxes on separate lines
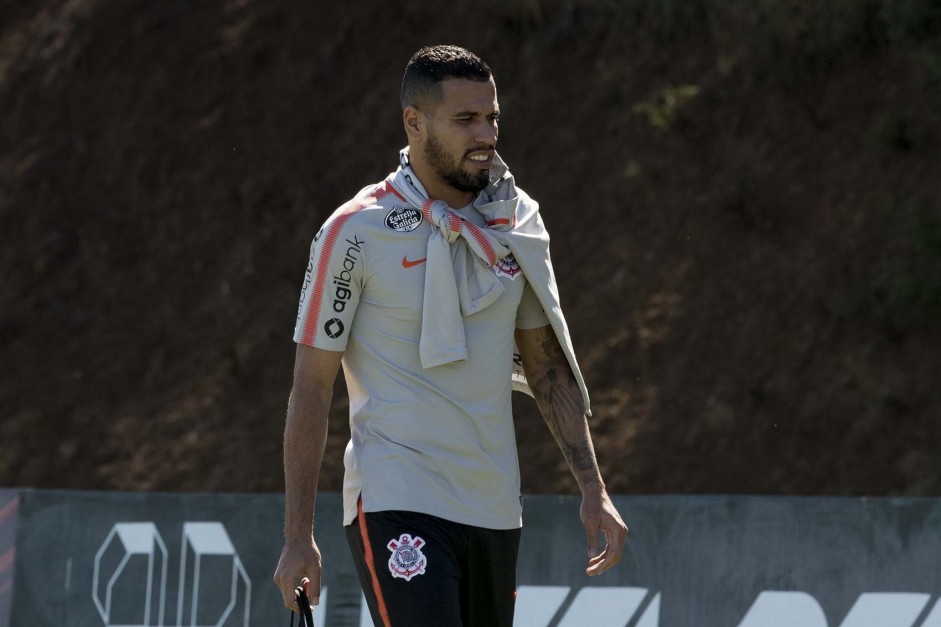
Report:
297,185,390,345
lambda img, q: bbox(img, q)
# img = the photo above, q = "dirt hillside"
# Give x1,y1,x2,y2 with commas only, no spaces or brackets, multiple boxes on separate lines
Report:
2,0,940,496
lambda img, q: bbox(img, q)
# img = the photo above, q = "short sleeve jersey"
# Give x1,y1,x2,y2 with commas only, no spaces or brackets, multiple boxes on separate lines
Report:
294,180,549,529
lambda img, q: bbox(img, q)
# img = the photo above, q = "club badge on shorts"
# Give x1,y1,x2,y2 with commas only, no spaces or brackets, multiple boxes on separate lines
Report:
387,533,427,581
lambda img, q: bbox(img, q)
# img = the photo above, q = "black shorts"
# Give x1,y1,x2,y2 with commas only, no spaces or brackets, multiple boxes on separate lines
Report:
345,500,521,627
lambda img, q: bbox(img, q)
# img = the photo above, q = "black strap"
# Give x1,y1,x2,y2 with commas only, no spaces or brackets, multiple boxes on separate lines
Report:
289,586,315,627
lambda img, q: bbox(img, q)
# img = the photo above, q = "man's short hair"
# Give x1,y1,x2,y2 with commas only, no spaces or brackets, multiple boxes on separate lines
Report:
400,45,493,111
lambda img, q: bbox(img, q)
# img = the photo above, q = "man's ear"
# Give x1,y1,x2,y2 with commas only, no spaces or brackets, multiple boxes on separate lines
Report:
403,106,423,139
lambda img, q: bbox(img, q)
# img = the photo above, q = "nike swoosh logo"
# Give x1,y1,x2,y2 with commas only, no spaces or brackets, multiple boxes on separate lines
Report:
402,256,427,268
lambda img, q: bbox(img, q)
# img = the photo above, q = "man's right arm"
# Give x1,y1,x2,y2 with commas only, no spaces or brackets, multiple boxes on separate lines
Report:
273,343,344,612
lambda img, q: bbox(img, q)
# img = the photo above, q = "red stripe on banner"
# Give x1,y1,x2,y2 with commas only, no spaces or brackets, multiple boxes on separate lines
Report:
0,494,17,607
0,499,16,526
297,186,388,345
0,548,13,573
485,218,511,226
358,499,393,627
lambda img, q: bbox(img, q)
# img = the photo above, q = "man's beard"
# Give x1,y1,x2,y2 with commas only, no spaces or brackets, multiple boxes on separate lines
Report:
424,129,490,194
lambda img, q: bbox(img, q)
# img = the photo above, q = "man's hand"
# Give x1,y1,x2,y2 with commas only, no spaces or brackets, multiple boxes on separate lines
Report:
273,537,323,611
581,490,628,576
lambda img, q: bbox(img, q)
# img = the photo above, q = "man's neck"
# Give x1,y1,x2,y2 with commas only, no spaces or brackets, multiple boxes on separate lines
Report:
409,159,474,208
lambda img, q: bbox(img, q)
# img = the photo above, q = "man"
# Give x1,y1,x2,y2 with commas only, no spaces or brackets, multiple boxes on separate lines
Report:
274,45,627,627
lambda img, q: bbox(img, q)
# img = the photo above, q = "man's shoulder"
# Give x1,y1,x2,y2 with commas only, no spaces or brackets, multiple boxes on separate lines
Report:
322,180,406,230
506,183,544,234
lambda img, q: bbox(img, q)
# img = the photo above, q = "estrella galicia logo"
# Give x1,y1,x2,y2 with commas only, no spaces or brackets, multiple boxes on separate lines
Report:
324,318,345,339
384,207,423,232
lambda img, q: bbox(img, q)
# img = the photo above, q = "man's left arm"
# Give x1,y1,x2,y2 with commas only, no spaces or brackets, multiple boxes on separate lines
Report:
515,325,628,576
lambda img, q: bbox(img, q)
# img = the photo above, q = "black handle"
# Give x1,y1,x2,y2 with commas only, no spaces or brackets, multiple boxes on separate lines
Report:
289,586,315,627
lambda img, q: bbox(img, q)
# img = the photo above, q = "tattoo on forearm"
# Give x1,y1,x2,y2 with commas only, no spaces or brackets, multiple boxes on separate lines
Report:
525,328,600,482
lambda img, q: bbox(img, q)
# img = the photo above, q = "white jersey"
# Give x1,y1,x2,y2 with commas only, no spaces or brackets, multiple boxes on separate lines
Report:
294,180,549,529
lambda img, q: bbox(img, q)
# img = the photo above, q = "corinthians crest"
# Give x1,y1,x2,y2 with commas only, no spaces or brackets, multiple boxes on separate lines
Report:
494,253,522,279
387,533,427,581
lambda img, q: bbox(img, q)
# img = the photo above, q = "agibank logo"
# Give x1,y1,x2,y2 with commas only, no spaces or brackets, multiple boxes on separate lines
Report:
331,235,364,315
324,318,344,339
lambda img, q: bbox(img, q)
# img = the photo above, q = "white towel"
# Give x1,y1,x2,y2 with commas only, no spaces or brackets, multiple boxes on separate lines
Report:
388,147,592,415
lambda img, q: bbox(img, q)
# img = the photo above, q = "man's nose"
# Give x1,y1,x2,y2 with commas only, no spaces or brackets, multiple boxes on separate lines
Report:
475,121,498,145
